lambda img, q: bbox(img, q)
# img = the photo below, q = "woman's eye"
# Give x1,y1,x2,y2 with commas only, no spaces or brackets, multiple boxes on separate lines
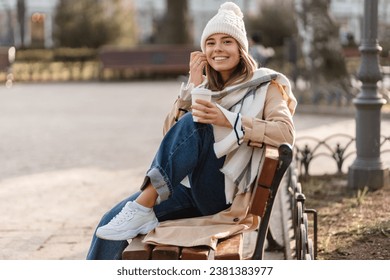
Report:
206,41,215,46
223,40,232,44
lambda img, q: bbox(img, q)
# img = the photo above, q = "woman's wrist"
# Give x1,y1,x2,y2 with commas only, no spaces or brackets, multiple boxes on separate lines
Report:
188,75,203,87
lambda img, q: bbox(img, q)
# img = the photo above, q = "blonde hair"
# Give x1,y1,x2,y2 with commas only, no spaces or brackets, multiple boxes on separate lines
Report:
206,45,258,91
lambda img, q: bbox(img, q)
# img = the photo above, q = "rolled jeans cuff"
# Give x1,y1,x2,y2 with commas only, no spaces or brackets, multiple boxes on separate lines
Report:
142,167,172,202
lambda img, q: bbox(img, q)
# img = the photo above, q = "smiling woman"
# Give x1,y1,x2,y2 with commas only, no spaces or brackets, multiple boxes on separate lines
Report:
87,2,297,260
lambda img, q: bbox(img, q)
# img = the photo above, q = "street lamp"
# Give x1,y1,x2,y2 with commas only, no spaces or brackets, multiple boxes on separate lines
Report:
348,0,389,190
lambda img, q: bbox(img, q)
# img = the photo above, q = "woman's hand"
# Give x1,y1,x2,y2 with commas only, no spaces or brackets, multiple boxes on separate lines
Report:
188,51,207,86
192,99,232,128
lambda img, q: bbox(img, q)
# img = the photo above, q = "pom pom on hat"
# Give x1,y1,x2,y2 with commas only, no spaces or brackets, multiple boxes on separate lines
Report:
220,2,243,18
200,2,248,53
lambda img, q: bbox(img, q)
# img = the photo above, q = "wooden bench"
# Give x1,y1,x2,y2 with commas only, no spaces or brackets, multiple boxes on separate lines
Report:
98,45,196,79
122,144,293,260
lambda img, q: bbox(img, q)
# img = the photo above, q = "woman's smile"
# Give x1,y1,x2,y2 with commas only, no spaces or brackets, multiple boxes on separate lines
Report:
213,56,229,61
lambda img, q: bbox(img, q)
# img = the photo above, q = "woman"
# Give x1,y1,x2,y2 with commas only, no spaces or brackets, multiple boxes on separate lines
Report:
87,2,296,260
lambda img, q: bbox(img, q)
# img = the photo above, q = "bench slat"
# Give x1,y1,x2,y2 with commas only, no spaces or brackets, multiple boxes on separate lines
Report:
152,245,181,260
122,235,153,260
214,234,243,260
181,246,210,260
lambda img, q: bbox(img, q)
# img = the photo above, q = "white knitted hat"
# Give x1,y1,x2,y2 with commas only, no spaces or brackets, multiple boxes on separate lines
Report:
200,2,248,53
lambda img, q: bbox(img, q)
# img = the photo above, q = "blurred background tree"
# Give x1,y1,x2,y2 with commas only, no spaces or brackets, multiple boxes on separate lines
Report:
101,0,138,47
295,0,352,105
153,0,192,45
246,0,299,84
246,0,297,48
247,0,353,105
52,0,121,48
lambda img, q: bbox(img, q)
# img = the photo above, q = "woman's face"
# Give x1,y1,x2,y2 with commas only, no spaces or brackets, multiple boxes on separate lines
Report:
205,33,241,82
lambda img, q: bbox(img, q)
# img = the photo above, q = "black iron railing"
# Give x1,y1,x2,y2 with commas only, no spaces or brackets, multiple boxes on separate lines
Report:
283,164,317,260
294,134,390,178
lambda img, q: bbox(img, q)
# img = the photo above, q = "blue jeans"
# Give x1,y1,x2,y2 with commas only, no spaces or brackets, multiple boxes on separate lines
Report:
86,113,228,259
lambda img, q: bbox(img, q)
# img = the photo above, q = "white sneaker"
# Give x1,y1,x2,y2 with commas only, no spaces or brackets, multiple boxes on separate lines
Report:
96,201,159,241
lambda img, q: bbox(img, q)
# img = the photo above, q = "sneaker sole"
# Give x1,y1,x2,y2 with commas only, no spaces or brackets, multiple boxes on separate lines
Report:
96,219,159,241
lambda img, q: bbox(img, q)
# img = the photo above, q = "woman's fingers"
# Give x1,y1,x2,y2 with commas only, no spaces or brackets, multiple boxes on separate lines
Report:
190,51,206,62
190,52,207,68
189,52,207,86
192,99,215,114
192,100,218,121
192,99,231,128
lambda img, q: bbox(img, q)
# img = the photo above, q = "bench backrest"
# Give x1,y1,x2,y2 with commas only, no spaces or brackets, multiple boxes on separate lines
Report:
99,46,196,74
250,144,293,259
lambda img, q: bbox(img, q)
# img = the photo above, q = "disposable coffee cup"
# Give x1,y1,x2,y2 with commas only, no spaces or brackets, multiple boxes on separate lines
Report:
191,88,212,122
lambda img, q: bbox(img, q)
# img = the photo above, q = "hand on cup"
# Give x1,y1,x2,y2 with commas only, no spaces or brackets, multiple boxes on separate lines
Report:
191,88,232,128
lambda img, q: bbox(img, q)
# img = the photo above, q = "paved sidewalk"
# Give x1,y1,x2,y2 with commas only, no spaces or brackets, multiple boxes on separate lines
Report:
0,81,389,260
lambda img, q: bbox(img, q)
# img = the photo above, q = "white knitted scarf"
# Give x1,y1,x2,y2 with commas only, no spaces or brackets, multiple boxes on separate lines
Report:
208,68,296,203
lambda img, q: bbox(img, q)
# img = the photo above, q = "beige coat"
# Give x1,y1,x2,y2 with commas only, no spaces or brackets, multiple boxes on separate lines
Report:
144,80,295,249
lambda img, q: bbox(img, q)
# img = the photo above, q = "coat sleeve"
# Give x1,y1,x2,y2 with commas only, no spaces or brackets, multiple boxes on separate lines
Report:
241,81,295,147
162,97,192,135
162,82,194,135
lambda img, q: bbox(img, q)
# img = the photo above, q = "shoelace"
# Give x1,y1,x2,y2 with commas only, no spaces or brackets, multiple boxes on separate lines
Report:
110,206,137,225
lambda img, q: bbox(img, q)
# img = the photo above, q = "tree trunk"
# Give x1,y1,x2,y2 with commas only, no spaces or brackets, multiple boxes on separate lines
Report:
155,0,191,45
17,0,26,48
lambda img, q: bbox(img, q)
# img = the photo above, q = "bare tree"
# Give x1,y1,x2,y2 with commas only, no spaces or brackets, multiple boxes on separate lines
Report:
295,0,352,105
53,0,120,48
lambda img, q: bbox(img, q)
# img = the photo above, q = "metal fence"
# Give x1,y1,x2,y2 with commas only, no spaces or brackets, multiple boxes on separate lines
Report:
276,163,317,260
294,133,390,178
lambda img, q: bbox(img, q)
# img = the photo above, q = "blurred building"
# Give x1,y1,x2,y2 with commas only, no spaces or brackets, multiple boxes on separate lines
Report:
0,0,56,48
0,0,389,48
331,0,390,45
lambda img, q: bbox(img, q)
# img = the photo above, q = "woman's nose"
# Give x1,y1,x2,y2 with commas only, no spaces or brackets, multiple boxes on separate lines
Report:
213,42,223,51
